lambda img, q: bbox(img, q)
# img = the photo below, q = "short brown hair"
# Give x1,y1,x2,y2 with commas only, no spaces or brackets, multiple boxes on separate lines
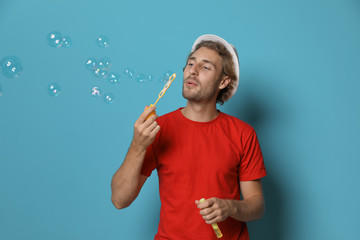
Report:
184,40,238,105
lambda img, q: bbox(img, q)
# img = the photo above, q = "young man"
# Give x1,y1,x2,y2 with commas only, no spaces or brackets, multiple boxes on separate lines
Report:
111,34,267,239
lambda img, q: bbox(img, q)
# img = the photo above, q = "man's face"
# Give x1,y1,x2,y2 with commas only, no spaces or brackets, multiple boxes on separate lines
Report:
182,47,224,103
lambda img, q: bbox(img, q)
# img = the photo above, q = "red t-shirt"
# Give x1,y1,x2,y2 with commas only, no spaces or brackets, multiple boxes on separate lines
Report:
141,108,267,240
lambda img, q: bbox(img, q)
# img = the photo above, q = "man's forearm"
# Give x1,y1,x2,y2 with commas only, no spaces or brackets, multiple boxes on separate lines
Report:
111,105,159,209
111,142,147,209
227,196,265,222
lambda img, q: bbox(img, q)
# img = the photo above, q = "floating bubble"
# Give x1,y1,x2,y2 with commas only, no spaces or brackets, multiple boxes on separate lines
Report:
159,71,173,83
0,56,23,78
96,35,110,48
124,67,135,79
47,82,61,96
107,72,121,84
91,86,101,97
61,35,72,48
104,93,115,104
47,31,63,48
0,83,3,96
135,73,147,83
85,57,97,71
99,57,112,70
93,68,109,78
94,60,104,70
147,74,154,82
96,57,112,71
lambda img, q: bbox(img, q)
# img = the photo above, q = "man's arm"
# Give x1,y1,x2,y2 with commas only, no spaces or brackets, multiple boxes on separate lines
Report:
196,179,265,223
111,105,160,209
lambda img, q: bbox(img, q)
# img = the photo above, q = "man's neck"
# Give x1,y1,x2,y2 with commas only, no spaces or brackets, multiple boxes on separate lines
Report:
181,101,219,122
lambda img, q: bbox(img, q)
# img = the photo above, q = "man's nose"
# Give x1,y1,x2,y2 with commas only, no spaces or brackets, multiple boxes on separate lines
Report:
189,64,199,75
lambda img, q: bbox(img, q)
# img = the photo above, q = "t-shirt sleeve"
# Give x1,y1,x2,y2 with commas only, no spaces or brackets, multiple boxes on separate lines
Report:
140,143,157,177
239,129,267,181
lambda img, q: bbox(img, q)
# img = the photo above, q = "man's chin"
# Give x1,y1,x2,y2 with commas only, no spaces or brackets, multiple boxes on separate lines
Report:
182,93,202,102
182,92,196,101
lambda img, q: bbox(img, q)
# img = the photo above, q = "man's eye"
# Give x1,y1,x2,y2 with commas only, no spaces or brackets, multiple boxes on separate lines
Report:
188,63,193,66
204,66,210,70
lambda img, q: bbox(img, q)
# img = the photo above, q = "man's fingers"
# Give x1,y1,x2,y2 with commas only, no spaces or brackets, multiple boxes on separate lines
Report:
200,207,215,216
151,125,161,136
139,118,160,140
202,210,218,221
197,199,211,209
207,197,218,205
142,113,158,129
205,215,221,225
138,105,156,123
145,120,159,134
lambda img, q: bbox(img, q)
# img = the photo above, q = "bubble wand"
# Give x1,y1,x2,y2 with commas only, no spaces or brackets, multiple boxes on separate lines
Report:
146,73,176,118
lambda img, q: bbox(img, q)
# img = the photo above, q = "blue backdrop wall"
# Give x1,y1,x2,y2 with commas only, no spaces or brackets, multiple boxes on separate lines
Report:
0,0,359,239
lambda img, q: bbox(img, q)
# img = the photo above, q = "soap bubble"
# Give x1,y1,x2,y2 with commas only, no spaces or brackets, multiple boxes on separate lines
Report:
147,74,154,82
85,57,112,78
159,71,173,83
93,68,109,78
104,93,115,104
107,72,121,84
47,82,61,96
124,67,135,79
96,35,110,48
61,35,72,48
47,31,72,48
99,57,112,70
96,57,112,70
91,86,101,97
85,57,97,71
0,56,23,78
47,31,63,48
93,60,104,70
135,73,147,83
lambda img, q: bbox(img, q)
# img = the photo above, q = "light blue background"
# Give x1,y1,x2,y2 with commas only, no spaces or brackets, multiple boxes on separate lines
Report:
1,0,359,239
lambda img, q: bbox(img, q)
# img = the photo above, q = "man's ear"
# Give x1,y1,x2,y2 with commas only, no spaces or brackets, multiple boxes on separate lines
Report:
219,76,231,90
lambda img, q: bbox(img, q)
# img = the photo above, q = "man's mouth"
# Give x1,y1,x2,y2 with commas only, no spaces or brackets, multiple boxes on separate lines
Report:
185,78,199,87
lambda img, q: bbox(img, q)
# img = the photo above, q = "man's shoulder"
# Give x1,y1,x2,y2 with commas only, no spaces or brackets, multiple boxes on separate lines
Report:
221,112,253,128
158,108,179,118
156,108,181,124
220,112,255,133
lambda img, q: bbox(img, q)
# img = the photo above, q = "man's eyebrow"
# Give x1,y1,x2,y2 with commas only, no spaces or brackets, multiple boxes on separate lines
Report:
187,57,216,68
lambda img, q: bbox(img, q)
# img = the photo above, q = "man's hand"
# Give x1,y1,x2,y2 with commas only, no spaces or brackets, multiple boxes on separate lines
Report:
195,180,265,223
131,105,160,150
195,198,233,224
